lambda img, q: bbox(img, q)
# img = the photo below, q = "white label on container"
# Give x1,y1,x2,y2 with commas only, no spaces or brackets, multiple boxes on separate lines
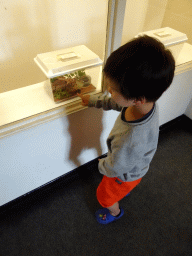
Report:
57,52,78,62
154,31,171,38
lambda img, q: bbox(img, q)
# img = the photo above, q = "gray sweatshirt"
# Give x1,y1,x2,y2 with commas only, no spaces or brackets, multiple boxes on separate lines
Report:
88,94,160,182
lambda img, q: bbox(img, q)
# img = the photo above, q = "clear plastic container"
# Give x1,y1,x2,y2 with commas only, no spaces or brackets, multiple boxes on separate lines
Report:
34,45,103,103
50,69,96,103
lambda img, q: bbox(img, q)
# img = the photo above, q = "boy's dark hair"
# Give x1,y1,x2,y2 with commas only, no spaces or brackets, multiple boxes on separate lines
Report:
103,35,175,103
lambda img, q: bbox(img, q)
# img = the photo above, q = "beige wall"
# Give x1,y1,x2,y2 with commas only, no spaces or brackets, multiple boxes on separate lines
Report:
122,0,168,44
122,0,192,45
0,0,108,93
161,0,192,44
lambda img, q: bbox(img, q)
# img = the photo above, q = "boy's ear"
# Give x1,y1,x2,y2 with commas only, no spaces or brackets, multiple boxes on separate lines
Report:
134,97,146,105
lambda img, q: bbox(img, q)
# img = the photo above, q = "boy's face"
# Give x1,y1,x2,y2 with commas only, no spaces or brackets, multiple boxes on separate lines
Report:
105,76,135,107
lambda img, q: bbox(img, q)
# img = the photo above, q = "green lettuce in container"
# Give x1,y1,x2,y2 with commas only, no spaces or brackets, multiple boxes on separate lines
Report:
50,69,95,103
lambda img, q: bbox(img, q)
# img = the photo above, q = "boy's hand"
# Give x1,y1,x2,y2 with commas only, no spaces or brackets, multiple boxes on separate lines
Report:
77,93,90,106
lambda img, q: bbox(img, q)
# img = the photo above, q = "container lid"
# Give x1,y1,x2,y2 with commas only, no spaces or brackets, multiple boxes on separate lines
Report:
135,27,188,47
34,45,103,78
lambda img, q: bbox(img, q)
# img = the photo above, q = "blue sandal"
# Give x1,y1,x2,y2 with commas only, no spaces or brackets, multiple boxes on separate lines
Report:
95,207,124,224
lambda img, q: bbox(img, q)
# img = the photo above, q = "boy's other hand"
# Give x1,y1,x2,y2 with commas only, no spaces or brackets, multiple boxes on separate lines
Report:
77,93,90,106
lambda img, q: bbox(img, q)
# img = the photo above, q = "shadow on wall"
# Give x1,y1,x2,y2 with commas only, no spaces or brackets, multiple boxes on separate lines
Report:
66,107,103,167
0,2,52,93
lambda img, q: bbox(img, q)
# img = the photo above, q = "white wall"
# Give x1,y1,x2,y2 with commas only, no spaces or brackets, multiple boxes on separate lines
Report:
185,98,192,119
0,107,120,206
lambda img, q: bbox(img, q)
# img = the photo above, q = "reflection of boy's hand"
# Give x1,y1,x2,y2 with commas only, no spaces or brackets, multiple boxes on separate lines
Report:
77,93,90,106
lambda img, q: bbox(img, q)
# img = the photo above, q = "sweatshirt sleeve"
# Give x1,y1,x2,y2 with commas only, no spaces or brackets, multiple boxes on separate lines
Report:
88,94,122,111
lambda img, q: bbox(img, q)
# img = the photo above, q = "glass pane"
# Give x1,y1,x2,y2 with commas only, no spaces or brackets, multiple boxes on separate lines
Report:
0,0,108,95
122,0,192,46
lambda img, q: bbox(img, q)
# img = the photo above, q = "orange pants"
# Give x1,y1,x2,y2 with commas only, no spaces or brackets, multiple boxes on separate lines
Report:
96,175,142,208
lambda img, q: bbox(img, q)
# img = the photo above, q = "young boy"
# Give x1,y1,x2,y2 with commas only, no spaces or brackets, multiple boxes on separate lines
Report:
78,35,175,224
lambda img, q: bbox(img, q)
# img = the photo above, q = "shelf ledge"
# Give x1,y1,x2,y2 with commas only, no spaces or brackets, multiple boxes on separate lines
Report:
0,80,101,139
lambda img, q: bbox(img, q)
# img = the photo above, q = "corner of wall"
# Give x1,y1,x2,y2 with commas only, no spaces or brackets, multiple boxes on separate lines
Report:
185,97,192,120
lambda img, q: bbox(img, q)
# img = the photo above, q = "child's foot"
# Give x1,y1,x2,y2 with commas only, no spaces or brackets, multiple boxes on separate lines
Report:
95,207,124,224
